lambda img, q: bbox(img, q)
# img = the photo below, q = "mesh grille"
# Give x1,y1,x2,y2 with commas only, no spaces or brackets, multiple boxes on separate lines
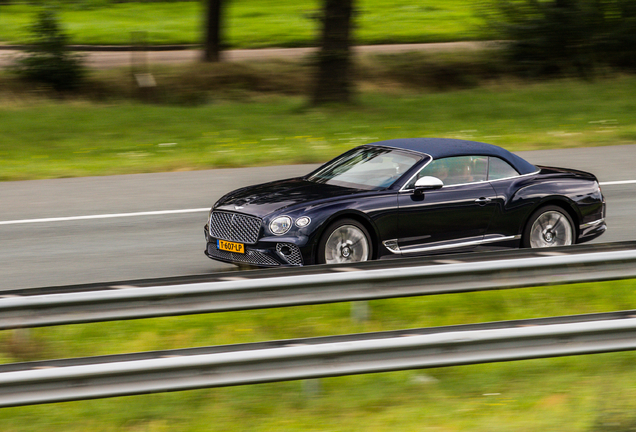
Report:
276,243,303,266
207,245,280,267
209,211,262,244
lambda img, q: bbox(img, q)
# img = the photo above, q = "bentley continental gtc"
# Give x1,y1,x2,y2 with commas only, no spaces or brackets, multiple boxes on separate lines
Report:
204,138,606,267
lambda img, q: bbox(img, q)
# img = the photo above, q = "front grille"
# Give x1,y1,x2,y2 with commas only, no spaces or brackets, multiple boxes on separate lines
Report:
276,243,303,266
209,211,262,244
207,245,280,267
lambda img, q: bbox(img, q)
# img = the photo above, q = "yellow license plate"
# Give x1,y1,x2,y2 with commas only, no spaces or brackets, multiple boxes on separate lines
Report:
217,239,244,254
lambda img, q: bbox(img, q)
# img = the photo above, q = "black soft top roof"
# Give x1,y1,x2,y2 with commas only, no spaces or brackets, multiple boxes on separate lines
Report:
367,138,538,175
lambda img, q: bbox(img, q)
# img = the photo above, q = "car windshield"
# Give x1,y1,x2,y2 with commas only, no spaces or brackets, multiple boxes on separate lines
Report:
306,146,423,190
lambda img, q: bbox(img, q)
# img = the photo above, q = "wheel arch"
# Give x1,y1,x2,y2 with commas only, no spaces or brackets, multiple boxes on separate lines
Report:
313,211,380,261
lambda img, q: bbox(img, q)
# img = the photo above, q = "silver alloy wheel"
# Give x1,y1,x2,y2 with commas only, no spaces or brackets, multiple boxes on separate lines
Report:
528,210,573,248
323,224,370,264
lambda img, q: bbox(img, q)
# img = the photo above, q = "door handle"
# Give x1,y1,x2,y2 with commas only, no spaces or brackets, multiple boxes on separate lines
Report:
475,197,492,205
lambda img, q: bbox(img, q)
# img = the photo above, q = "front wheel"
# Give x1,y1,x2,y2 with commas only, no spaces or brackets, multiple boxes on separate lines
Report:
317,218,373,265
522,205,575,248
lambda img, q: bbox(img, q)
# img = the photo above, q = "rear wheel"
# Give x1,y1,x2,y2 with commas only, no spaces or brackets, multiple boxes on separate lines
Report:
523,205,575,248
318,218,372,264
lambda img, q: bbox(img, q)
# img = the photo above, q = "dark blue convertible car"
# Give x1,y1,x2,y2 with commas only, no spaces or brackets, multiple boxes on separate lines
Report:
204,138,606,267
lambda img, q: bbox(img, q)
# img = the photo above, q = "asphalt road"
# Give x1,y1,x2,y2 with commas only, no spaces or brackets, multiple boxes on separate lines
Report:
0,144,634,291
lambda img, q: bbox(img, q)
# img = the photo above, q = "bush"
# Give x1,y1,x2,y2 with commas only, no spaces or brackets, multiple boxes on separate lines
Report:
488,0,636,76
13,9,86,91
359,51,507,91
596,1,636,69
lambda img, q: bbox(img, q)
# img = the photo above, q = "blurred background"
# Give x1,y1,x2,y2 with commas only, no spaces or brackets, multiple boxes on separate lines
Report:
0,1,635,431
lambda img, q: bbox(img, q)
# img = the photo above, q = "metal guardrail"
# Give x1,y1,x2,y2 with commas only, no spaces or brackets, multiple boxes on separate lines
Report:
8,241,633,297
1,310,636,407
1,248,636,329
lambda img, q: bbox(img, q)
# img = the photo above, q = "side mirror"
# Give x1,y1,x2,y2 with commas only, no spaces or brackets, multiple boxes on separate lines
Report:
414,176,443,194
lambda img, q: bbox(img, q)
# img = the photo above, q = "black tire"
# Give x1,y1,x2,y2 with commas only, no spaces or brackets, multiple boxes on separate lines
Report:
522,205,575,248
317,218,373,265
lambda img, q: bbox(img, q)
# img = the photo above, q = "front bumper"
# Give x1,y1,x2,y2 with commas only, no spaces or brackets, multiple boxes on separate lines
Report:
204,226,309,267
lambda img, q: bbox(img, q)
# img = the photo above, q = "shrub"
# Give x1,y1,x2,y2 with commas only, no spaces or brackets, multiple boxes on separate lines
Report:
13,8,86,91
488,0,636,76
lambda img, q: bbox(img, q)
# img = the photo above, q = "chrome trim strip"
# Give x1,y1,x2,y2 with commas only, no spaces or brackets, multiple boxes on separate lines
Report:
399,155,433,193
580,218,605,229
397,235,521,255
487,169,541,184
399,166,540,193
482,234,522,244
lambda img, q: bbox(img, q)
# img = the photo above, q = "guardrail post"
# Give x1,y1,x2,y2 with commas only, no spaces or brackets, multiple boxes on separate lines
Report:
8,328,32,360
351,301,369,322
302,379,322,398
12,328,30,344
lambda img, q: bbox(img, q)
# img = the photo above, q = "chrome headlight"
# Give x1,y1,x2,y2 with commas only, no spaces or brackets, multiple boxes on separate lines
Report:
295,216,311,228
270,216,292,235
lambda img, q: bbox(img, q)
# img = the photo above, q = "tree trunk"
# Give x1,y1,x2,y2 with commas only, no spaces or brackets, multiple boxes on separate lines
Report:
312,0,354,104
203,0,222,62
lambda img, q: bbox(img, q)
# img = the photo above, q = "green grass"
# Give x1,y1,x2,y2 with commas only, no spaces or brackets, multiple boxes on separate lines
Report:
0,0,491,47
1,74,636,181
1,2,635,430
1,278,636,431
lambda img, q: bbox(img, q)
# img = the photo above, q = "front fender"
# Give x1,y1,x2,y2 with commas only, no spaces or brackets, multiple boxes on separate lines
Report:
301,193,399,262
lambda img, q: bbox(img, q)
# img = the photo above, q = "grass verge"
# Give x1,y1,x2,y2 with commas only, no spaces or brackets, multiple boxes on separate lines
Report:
0,278,635,431
0,60,635,181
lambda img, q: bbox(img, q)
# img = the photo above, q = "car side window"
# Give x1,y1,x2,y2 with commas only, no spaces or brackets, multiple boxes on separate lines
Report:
488,157,519,180
406,156,488,188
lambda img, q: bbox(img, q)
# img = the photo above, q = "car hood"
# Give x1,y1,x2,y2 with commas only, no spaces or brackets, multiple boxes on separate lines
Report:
213,177,361,217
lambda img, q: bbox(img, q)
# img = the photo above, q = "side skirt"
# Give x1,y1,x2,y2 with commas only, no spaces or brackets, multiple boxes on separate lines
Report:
383,234,522,255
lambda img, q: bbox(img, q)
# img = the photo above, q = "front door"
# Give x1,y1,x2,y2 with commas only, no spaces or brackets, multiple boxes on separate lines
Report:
397,182,497,254
396,155,497,254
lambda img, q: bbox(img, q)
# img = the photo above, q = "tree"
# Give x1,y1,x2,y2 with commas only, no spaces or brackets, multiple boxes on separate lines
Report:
14,9,85,91
490,0,636,76
312,0,354,104
203,0,223,62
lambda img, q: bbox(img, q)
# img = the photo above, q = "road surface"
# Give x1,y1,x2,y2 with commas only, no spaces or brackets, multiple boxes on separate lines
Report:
0,144,634,290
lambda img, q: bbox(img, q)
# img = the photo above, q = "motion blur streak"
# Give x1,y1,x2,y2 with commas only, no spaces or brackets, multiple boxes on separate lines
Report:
0,208,209,225
0,179,632,226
